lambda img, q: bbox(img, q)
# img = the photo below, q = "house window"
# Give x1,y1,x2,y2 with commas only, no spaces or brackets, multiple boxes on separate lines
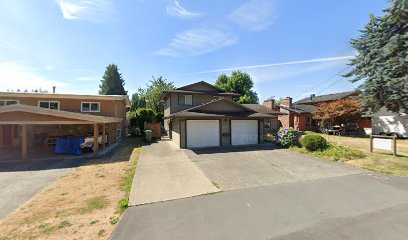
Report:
116,129,122,139
264,119,271,129
38,101,59,110
81,102,100,112
0,100,18,106
306,114,311,127
178,94,192,105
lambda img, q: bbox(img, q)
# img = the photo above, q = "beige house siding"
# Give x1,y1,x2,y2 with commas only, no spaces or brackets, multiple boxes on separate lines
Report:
221,118,231,147
171,118,180,147
0,95,128,138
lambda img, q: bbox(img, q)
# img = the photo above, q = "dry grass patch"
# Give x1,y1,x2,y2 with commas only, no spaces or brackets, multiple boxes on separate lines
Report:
0,137,143,240
301,133,408,177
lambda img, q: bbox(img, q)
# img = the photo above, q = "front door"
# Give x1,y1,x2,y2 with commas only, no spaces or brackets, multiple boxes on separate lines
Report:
2,125,12,145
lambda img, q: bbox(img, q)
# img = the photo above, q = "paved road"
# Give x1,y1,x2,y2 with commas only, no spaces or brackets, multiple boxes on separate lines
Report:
0,158,83,219
111,173,408,240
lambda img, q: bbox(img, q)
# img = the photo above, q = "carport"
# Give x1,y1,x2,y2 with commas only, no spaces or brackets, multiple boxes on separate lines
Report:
0,104,122,160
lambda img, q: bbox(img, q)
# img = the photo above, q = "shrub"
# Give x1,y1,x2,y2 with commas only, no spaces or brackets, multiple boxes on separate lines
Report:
128,108,156,135
276,127,300,148
301,135,328,151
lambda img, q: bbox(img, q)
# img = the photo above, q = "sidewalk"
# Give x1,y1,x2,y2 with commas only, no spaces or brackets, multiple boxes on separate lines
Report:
129,141,219,206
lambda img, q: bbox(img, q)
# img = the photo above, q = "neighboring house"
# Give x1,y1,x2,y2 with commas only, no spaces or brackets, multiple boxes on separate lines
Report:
371,107,408,138
277,91,371,131
0,92,130,159
161,81,282,148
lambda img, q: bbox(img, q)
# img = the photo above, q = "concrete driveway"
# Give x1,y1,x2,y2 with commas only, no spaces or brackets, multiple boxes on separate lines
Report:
129,140,219,206
184,146,364,190
0,158,83,220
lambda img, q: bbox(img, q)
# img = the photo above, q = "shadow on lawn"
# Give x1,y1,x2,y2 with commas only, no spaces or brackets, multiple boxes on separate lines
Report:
0,137,144,173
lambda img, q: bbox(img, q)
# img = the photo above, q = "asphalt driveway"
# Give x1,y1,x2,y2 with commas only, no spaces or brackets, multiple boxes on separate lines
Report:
0,158,83,220
184,145,364,190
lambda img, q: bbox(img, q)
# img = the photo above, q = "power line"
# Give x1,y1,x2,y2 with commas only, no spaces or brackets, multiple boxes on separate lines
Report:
293,65,351,100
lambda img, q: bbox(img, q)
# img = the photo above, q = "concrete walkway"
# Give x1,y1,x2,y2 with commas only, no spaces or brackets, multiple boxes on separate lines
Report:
129,141,219,206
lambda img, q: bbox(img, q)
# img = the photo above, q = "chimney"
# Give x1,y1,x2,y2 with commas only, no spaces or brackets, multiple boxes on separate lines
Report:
263,98,275,110
280,97,292,108
53,86,56,94
310,94,315,102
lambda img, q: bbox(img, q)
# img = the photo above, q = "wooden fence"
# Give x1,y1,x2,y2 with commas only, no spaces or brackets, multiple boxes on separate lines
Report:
144,122,161,139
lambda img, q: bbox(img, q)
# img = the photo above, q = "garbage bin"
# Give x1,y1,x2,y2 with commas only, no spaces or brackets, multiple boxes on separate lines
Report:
144,130,152,143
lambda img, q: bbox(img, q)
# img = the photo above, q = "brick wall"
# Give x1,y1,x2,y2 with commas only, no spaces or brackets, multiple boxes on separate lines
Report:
263,99,275,110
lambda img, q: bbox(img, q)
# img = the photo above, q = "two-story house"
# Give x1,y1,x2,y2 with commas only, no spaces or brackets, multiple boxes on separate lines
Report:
161,81,282,148
0,92,130,160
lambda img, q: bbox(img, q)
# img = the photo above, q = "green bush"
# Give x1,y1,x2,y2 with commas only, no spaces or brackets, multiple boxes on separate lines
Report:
128,108,156,135
301,135,328,151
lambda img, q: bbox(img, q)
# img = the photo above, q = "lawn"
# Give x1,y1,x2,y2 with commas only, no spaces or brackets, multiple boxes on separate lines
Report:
296,133,408,177
0,137,143,240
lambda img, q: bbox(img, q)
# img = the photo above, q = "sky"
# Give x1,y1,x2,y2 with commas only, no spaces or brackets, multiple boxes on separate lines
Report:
0,0,389,102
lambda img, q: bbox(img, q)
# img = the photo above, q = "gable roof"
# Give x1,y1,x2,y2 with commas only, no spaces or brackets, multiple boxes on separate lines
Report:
177,81,224,92
166,98,272,119
0,104,122,124
241,104,284,115
294,91,357,105
280,104,316,114
161,81,240,100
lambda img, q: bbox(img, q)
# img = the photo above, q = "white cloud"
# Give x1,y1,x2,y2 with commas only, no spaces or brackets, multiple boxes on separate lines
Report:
0,61,68,92
153,27,238,57
229,0,276,31
166,1,202,19
56,0,115,22
247,60,348,83
175,55,354,75
44,65,55,71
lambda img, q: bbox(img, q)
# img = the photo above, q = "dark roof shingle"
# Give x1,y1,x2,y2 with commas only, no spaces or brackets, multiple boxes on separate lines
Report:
294,91,357,104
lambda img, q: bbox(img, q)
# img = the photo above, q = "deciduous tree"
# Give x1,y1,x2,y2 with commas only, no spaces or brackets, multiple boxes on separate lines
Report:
312,98,363,126
215,71,259,104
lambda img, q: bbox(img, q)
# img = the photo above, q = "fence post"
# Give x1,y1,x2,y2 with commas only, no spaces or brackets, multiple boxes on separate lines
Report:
369,135,373,153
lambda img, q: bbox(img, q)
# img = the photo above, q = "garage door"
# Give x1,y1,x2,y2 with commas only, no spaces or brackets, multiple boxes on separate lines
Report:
186,120,220,148
231,120,258,145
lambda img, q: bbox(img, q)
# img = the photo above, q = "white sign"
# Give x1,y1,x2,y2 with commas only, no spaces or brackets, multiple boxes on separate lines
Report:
373,138,392,150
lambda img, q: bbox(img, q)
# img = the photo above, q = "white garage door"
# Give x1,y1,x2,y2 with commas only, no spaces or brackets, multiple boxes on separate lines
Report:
187,120,220,148
231,120,258,145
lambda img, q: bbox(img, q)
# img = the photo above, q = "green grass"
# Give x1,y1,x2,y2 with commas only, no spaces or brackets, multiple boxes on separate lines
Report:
291,143,365,162
78,196,109,214
118,137,143,213
58,220,72,229
98,229,106,237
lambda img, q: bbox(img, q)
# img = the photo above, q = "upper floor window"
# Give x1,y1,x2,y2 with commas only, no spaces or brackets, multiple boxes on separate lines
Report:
39,101,59,110
82,102,100,112
0,100,18,106
178,94,192,106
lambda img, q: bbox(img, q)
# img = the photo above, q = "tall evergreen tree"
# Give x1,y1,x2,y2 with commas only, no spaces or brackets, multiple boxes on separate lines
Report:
99,64,128,95
345,0,408,113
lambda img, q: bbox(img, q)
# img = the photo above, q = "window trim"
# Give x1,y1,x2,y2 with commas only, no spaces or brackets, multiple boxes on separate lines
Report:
116,128,122,139
81,102,100,112
0,99,19,106
38,100,60,110
305,113,311,127
178,94,193,106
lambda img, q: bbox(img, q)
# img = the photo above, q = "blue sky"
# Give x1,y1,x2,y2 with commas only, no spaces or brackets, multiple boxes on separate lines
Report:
0,0,388,102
